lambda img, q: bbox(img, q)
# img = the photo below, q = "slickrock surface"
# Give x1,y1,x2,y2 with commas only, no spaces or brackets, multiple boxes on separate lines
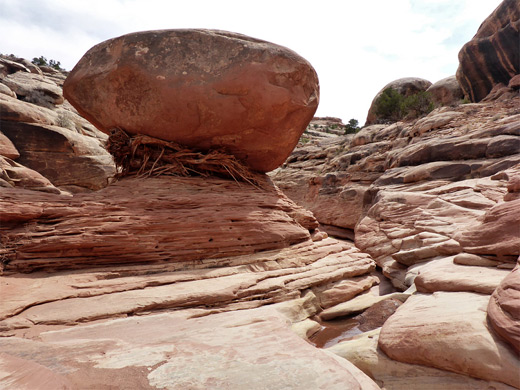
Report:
272,96,520,290
0,307,380,390
0,175,379,388
457,0,520,101
272,29,520,385
426,75,464,107
63,29,319,172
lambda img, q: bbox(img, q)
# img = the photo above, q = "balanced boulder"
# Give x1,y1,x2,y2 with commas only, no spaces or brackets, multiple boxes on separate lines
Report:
63,29,319,172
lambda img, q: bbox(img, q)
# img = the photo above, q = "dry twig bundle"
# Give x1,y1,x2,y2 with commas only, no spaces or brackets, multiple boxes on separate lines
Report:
106,128,261,187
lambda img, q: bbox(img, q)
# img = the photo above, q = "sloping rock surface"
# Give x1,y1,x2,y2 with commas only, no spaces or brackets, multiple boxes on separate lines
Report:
378,292,520,388
63,29,319,172
0,307,380,390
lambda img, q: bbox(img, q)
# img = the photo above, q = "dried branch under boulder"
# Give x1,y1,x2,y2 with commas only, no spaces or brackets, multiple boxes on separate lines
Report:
106,128,260,186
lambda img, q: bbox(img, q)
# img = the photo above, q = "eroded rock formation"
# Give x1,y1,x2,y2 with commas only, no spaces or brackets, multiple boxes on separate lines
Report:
0,54,116,193
272,75,520,387
457,0,520,101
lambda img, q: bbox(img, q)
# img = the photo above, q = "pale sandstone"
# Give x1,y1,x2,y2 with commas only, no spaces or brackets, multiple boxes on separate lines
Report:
1,121,115,191
0,307,381,390
414,256,511,294
453,253,503,267
427,75,464,106
0,94,58,125
320,291,410,321
1,71,64,106
379,292,520,388
0,132,19,159
454,198,520,258
411,110,464,136
0,156,60,193
328,329,517,390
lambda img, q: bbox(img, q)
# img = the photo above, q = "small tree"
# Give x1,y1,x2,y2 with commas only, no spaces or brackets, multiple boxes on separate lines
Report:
344,118,360,134
32,55,64,71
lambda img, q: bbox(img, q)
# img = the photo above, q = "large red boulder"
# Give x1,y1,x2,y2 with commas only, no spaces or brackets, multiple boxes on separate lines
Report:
63,29,319,172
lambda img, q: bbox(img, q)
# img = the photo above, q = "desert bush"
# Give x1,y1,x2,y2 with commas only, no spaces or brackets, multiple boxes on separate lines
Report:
374,87,434,122
401,91,434,119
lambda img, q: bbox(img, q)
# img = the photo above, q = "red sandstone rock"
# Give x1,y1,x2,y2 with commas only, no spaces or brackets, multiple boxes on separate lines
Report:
457,0,520,101
0,131,19,159
488,264,520,354
63,29,319,172
454,198,520,258
0,175,319,273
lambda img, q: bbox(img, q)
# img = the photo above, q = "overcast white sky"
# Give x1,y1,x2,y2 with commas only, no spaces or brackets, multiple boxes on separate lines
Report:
0,0,502,123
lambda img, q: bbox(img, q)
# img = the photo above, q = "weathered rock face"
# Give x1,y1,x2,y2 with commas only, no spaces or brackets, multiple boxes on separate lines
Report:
63,29,320,172
457,0,520,102
365,77,432,125
0,54,115,192
488,264,520,354
1,121,115,191
0,306,380,390
0,131,19,159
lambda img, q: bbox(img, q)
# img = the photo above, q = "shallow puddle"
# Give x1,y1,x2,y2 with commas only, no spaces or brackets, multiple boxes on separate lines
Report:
308,317,363,348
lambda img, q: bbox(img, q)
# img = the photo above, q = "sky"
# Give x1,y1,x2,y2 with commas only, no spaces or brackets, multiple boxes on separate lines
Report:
0,0,502,124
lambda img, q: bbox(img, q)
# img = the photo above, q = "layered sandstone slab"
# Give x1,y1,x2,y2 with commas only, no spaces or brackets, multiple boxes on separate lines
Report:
0,175,320,273
488,264,520,354
328,329,517,390
64,29,319,172
378,292,520,388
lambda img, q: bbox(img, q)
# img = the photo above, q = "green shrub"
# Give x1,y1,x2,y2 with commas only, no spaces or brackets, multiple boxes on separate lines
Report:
401,91,434,119
344,118,361,134
374,87,403,122
374,87,434,122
